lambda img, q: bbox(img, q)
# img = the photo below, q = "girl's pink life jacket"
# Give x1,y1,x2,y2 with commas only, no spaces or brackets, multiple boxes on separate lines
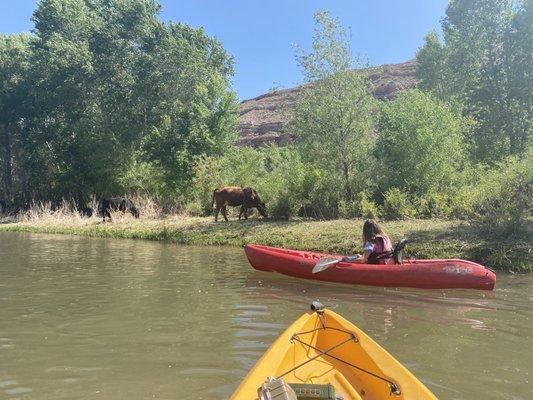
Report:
372,234,393,264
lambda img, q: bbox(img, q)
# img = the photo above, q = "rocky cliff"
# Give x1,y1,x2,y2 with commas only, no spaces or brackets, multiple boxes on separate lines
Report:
238,59,418,147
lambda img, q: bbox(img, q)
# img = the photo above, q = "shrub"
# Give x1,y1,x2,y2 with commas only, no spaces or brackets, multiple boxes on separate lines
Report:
448,185,476,218
303,173,343,219
471,153,532,233
382,188,416,220
415,190,453,218
270,194,292,220
338,199,358,219
376,90,466,197
339,193,380,219
119,156,166,198
357,192,380,219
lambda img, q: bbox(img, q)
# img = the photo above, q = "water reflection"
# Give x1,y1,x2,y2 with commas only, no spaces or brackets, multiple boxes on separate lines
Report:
0,232,531,400
243,272,499,333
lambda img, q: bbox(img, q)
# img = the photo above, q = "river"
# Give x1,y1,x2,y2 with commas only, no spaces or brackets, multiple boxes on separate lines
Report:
0,232,531,399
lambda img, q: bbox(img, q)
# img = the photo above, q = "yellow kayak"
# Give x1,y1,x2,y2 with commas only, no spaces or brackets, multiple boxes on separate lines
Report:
231,302,437,400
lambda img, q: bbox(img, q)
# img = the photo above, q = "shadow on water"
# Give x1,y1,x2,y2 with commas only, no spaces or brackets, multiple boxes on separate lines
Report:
243,271,500,329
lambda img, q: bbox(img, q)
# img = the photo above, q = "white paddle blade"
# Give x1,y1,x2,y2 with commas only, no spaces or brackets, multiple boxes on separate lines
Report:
312,257,340,273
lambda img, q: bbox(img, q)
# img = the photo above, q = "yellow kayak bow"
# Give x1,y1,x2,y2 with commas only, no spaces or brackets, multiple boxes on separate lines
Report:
231,302,437,400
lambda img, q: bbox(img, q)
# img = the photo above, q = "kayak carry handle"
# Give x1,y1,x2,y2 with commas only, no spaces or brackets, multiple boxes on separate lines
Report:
390,382,401,395
311,301,325,314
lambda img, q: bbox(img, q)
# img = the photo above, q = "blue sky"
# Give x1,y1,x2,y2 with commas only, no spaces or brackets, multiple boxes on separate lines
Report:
1,0,448,101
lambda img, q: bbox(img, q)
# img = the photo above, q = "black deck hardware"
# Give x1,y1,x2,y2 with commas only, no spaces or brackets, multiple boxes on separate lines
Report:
311,301,325,314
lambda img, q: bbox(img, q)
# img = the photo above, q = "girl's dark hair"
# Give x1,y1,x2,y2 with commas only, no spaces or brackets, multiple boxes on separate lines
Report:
362,219,384,243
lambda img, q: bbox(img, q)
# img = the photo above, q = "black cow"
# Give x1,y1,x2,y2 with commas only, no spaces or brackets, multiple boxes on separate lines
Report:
80,207,94,217
101,197,140,221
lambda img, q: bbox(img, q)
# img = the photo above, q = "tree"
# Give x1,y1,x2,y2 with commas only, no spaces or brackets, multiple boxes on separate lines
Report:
416,31,448,98
27,0,162,202
504,0,533,155
416,0,532,162
0,34,31,202
295,11,353,82
2,0,237,204
292,11,376,201
375,90,466,196
140,23,238,191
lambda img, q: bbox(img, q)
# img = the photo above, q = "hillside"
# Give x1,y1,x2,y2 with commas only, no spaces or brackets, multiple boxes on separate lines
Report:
238,60,418,146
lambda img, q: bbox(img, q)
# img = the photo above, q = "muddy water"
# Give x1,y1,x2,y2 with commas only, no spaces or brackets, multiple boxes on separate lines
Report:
0,232,531,399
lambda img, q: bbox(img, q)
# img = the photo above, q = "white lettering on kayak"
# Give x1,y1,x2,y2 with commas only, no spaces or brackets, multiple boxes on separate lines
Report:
444,265,473,275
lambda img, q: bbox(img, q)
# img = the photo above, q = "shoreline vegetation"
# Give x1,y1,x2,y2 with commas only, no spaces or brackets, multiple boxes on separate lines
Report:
0,210,530,272
1,4,531,275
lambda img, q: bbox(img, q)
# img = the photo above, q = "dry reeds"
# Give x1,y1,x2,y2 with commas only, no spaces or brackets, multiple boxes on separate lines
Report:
129,195,164,219
18,200,92,225
15,195,172,225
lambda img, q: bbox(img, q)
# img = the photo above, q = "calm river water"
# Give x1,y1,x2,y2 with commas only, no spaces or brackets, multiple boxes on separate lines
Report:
0,232,531,399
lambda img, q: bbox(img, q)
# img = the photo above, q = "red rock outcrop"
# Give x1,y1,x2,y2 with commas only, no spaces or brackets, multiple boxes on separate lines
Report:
239,59,418,147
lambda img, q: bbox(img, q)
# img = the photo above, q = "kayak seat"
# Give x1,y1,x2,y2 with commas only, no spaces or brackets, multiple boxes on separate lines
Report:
392,238,409,264
371,238,409,265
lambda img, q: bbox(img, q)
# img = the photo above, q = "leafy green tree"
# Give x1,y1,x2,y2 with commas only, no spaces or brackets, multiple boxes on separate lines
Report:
416,0,532,162
292,11,376,201
2,0,237,204
416,31,448,98
0,34,31,202
295,11,353,82
27,0,162,202
376,90,466,197
504,0,533,155
140,23,238,191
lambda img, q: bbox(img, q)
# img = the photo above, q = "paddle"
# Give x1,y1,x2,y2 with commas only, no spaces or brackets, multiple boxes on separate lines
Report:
312,255,360,274
312,257,342,273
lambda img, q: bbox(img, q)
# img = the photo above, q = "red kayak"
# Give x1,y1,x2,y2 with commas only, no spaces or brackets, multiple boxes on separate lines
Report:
244,244,496,290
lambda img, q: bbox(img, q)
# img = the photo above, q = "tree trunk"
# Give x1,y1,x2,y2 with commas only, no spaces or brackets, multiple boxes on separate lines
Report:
0,122,13,200
342,160,352,200
519,126,528,158
509,124,517,155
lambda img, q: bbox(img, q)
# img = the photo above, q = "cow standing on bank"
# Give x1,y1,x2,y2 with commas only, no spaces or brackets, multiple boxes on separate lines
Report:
101,197,140,221
212,187,268,222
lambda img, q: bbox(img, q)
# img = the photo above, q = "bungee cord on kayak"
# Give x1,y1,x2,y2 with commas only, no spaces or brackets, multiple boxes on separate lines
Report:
275,304,402,396
289,333,401,396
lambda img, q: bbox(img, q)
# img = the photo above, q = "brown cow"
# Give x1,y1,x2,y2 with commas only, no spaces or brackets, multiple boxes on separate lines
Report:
212,186,268,222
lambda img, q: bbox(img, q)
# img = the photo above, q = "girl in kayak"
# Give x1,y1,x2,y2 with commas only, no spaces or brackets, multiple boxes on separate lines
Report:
342,219,393,264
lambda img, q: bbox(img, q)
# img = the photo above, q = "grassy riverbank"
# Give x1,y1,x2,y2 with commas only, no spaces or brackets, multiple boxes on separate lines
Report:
0,214,530,272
